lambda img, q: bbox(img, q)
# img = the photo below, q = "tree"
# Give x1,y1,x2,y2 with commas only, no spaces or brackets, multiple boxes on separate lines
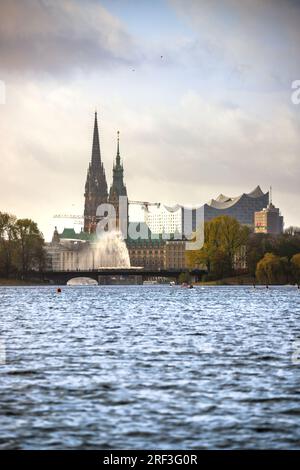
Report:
210,248,232,279
247,231,300,279
178,272,190,284
188,216,249,279
0,212,17,277
285,226,300,236
273,234,300,260
256,253,289,285
14,219,45,274
291,254,300,284
246,233,274,277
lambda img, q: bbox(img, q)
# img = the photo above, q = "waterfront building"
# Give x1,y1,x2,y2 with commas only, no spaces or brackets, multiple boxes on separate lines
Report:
185,186,269,233
47,224,188,271
203,185,269,227
46,227,93,271
144,204,183,236
254,202,284,234
126,223,187,269
144,187,269,236
127,224,166,269
233,245,247,271
164,240,187,269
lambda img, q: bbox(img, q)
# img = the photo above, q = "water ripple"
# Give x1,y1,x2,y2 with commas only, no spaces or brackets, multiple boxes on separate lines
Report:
0,285,300,449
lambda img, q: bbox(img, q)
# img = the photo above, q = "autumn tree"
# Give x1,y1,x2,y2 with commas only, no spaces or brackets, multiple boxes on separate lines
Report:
246,233,274,277
14,219,45,274
291,253,300,284
256,253,289,285
188,216,249,279
0,212,17,277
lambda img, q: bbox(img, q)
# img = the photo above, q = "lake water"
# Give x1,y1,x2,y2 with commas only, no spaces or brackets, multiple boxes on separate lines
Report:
0,285,300,449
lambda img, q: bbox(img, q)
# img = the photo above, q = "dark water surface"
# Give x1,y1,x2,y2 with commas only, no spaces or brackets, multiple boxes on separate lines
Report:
0,285,300,449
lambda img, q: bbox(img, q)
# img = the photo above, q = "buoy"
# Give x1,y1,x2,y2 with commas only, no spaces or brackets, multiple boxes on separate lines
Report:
56,287,61,293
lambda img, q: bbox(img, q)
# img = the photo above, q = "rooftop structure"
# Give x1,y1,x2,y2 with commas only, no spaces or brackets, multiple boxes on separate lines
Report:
204,185,269,226
255,202,284,234
185,186,269,232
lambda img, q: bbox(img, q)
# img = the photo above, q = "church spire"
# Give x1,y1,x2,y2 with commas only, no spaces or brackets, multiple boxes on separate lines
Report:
116,130,121,166
108,130,128,232
109,130,127,200
84,111,108,233
91,111,101,167
51,226,60,244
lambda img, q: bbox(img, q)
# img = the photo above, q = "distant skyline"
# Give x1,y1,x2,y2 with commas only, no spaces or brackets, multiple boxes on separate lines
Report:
0,0,299,240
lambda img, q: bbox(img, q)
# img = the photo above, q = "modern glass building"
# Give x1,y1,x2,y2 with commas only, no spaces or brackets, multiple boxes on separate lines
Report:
186,186,269,232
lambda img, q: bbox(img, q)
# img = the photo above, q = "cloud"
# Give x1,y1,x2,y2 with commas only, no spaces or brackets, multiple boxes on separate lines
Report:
0,80,299,239
109,91,300,234
169,0,300,89
123,92,300,193
0,0,139,76
0,0,299,238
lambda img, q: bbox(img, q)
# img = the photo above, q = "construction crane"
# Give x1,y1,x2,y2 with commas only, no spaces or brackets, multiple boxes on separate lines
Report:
53,214,86,220
52,200,161,221
127,200,160,211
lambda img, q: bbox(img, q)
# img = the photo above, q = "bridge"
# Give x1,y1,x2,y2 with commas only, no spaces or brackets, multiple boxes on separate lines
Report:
27,268,206,285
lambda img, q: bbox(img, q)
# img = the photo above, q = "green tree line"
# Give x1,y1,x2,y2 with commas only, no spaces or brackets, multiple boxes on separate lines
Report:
187,215,300,284
256,252,300,285
0,212,45,278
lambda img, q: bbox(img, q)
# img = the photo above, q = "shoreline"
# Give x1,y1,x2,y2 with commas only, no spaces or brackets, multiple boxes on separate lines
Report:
194,275,298,286
0,278,48,286
0,278,298,287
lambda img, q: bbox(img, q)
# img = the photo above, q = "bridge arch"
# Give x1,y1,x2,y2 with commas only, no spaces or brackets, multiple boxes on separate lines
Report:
66,276,98,286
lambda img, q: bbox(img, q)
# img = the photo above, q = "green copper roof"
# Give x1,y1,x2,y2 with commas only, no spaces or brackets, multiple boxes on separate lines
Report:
109,131,127,199
58,223,179,245
126,222,165,246
59,228,96,241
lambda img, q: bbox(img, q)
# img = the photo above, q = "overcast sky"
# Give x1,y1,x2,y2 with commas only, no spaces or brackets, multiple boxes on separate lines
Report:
0,0,299,240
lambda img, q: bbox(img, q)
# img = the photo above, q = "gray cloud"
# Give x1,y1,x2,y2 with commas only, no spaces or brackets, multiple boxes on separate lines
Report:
1,82,299,239
116,91,300,231
0,0,299,238
0,0,139,75
136,98,299,188
170,0,300,88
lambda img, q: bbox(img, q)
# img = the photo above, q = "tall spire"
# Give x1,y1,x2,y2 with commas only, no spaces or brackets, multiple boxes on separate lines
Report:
116,130,121,166
108,130,128,232
109,130,127,200
91,111,101,167
84,111,108,233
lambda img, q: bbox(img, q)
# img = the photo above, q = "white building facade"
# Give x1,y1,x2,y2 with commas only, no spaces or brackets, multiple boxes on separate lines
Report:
144,205,183,236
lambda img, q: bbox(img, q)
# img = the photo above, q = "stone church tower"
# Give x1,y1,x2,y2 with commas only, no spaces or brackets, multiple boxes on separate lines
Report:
84,112,108,233
108,131,128,231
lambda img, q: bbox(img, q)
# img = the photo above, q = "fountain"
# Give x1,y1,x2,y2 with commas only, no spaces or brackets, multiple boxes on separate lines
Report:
78,230,130,270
